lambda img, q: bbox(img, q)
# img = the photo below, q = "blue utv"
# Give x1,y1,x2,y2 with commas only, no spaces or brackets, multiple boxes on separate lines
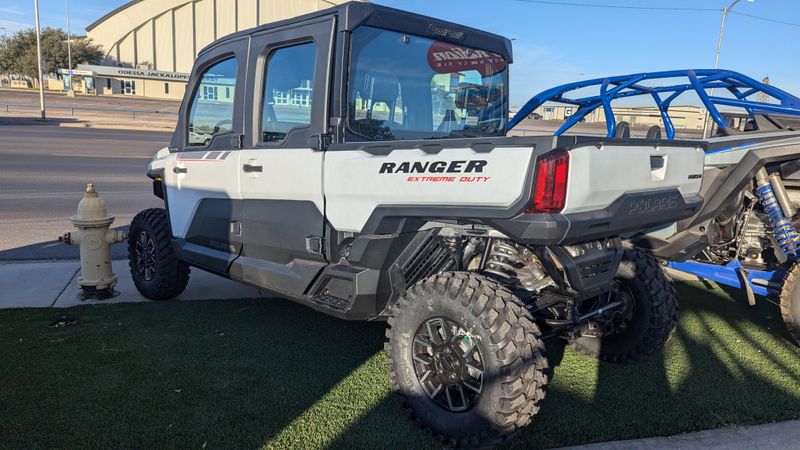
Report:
511,69,800,345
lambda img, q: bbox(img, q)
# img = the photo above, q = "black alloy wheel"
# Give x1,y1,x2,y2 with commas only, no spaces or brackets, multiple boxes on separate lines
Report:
412,316,484,412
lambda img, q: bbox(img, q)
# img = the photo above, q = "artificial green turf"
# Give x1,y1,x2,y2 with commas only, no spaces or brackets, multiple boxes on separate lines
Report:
1,281,799,449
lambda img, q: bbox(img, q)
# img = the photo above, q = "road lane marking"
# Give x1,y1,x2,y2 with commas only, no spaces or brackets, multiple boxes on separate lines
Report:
47,153,151,159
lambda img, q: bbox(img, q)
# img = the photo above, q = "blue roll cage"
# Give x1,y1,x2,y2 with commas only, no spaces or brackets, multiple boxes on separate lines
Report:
508,69,800,139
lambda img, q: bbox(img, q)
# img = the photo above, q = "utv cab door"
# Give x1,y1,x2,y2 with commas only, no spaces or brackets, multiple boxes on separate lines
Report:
165,38,247,274
231,17,335,295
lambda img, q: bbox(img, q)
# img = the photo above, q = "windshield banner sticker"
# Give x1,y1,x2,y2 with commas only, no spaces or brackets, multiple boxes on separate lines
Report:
426,41,506,77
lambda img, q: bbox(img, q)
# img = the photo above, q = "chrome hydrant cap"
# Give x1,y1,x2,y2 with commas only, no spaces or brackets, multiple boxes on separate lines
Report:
71,183,115,226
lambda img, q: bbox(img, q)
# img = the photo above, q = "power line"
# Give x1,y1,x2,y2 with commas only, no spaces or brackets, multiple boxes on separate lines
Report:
508,0,800,29
731,11,800,29
509,0,718,12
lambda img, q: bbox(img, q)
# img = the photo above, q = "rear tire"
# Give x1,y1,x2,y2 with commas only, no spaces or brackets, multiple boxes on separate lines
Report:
570,247,677,363
779,265,800,346
128,208,189,300
386,272,548,448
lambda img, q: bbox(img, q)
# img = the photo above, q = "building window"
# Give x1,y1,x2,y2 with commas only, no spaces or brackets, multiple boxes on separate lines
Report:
164,83,169,94
225,87,231,98
123,80,136,95
261,42,317,142
106,78,111,89
203,85,218,101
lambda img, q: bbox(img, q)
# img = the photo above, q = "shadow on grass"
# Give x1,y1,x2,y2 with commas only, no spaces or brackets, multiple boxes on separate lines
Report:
1,281,799,449
332,281,800,449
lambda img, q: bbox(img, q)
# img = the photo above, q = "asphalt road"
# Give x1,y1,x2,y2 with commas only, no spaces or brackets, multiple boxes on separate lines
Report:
0,88,180,112
0,122,170,260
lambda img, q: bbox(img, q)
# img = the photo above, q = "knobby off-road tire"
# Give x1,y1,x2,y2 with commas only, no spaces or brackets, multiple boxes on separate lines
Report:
386,272,548,449
128,208,189,300
571,247,677,364
779,265,800,346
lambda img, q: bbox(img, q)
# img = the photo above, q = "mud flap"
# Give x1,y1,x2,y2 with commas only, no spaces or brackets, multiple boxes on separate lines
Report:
737,267,757,306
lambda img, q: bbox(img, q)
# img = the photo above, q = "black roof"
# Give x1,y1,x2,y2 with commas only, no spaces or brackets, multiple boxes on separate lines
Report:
198,1,513,63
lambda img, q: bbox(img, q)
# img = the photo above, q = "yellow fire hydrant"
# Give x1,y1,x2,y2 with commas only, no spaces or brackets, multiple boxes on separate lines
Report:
61,183,127,299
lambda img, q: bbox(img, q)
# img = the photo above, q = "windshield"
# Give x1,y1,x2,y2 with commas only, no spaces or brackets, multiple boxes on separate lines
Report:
347,26,508,141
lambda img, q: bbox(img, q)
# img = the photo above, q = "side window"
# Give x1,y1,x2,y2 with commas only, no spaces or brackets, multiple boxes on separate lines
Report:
260,42,316,142
187,57,237,147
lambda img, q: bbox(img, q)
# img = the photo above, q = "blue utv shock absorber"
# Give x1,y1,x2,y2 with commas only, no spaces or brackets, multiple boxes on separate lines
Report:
755,168,800,260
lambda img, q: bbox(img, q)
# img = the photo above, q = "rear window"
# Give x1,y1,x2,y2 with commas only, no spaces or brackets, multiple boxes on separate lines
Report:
347,26,508,141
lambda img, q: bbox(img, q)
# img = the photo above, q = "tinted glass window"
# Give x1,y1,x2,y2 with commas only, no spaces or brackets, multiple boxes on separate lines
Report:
187,57,237,147
261,42,317,142
348,26,508,141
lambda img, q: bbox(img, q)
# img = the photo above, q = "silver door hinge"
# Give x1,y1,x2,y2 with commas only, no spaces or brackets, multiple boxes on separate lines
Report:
230,134,244,149
309,133,332,151
305,236,325,255
230,221,242,236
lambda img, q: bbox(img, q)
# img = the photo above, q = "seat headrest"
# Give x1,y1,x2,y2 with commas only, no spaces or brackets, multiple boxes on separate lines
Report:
615,121,631,139
646,125,662,140
365,73,399,105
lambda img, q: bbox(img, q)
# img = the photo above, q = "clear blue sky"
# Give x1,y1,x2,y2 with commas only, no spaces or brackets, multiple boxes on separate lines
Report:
2,0,798,105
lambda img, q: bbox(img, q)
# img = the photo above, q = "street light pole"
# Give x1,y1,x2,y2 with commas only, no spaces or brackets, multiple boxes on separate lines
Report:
33,0,46,120
66,0,72,70
0,27,6,88
65,0,76,96
702,0,753,138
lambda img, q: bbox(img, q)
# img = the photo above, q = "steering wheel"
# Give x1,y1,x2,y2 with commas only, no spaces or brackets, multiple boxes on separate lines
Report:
212,119,233,135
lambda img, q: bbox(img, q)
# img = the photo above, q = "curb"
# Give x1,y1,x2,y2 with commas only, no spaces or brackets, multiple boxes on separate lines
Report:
561,420,800,450
57,121,174,132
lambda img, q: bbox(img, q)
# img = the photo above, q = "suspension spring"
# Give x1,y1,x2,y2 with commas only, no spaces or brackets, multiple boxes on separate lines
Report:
756,180,800,260
483,240,523,279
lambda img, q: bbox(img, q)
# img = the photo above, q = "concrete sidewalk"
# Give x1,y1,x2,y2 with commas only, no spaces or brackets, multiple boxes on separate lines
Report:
0,259,263,309
564,420,800,449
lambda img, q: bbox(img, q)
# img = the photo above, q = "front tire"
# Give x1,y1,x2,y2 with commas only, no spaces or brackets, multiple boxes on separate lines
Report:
779,265,800,346
386,272,548,448
570,247,677,364
128,208,189,300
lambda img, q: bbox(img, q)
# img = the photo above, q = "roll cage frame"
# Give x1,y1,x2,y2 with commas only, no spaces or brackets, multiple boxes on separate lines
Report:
509,69,800,140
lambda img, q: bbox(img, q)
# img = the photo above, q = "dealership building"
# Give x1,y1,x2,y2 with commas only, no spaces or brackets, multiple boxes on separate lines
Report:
59,0,349,99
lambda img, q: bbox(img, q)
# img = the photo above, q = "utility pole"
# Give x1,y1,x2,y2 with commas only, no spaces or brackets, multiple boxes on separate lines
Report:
34,0,46,120
66,0,72,70
0,27,6,88
702,0,754,138
65,0,75,96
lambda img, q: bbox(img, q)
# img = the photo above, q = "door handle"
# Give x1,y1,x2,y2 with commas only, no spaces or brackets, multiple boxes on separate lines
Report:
243,163,263,173
173,166,188,174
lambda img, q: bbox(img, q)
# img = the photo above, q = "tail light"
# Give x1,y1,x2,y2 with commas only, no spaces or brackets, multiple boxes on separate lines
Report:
527,150,569,213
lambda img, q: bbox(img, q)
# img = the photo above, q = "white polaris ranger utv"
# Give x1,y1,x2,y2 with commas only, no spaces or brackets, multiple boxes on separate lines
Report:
129,2,706,447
